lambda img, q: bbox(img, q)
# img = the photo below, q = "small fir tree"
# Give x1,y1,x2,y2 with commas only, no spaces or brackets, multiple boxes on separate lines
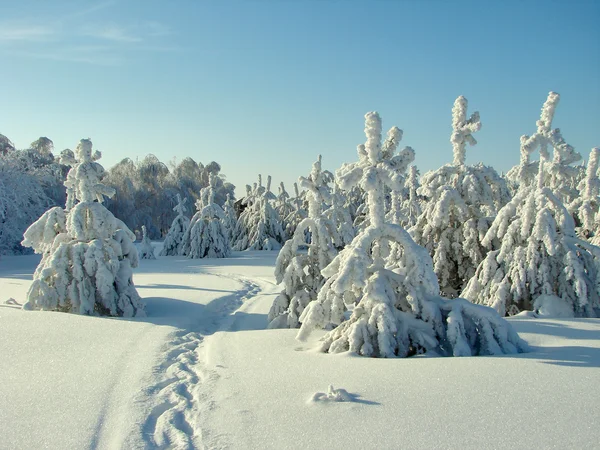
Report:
268,155,340,328
231,175,286,251
283,182,307,240
160,194,190,256
324,183,355,249
180,174,230,258
138,225,156,260
568,148,600,243
411,96,510,297
222,193,238,242
22,139,144,317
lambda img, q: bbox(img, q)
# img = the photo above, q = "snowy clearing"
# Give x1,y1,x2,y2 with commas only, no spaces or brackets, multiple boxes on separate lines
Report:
1,251,599,449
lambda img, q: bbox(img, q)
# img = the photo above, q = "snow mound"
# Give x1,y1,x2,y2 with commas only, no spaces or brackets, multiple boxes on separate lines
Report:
309,385,352,403
534,294,575,318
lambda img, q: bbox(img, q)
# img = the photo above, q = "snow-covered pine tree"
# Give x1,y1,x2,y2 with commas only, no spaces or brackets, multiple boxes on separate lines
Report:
411,96,510,297
276,182,293,223
463,155,600,318
180,173,230,258
569,148,600,243
160,193,190,256
231,175,286,251
222,193,238,242
506,92,581,203
400,165,422,228
138,225,156,259
324,182,355,249
22,139,145,317
283,182,307,240
297,112,526,358
268,155,340,328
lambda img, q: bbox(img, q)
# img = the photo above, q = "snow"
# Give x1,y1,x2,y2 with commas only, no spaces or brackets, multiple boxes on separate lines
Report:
1,251,600,449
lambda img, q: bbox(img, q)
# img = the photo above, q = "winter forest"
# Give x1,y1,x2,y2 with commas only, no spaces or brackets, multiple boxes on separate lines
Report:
2,91,600,449
4,92,599,321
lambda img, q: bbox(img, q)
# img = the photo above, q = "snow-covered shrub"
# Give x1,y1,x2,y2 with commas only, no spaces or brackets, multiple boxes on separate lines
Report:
463,157,600,318
138,225,156,260
160,194,190,256
22,139,145,317
231,175,286,251
411,96,510,297
180,174,230,259
268,155,340,329
298,112,527,358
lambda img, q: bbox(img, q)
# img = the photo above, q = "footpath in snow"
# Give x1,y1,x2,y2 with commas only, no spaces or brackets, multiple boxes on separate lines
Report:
1,250,600,449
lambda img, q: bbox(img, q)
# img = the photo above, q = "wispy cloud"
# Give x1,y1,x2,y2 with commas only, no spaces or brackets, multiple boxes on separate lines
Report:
0,3,178,65
0,24,56,42
85,25,143,43
6,47,121,66
84,21,171,43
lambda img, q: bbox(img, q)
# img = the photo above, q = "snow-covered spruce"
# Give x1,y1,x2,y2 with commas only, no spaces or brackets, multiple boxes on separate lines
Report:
283,182,307,240
569,148,600,243
180,173,230,259
138,225,156,260
160,194,190,256
222,193,238,242
399,165,422,228
411,96,510,297
22,139,144,317
268,155,340,329
463,156,600,318
297,112,526,357
231,175,286,251
506,92,581,202
324,183,355,249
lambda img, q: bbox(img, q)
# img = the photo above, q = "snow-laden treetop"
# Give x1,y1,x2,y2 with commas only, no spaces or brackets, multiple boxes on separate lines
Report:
337,112,414,227
298,155,333,218
62,139,115,208
582,148,600,200
520,91,560,164
451,96,481,166
519,91,581,171
173,193,188,216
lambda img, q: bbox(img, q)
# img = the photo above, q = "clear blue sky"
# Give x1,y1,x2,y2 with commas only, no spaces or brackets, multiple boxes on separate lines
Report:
1,0,598,197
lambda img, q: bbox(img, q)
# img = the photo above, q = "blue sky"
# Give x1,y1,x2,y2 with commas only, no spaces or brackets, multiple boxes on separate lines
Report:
1,0,598,196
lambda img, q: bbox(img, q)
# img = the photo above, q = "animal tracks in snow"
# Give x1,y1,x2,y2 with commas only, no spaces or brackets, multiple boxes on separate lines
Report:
141,275,262,449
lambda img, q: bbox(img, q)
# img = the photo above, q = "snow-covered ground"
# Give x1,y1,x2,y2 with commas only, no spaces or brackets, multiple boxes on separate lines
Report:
1,249,599,449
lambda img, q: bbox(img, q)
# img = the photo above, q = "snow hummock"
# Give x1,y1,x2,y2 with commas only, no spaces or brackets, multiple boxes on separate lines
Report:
309,385,352,403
